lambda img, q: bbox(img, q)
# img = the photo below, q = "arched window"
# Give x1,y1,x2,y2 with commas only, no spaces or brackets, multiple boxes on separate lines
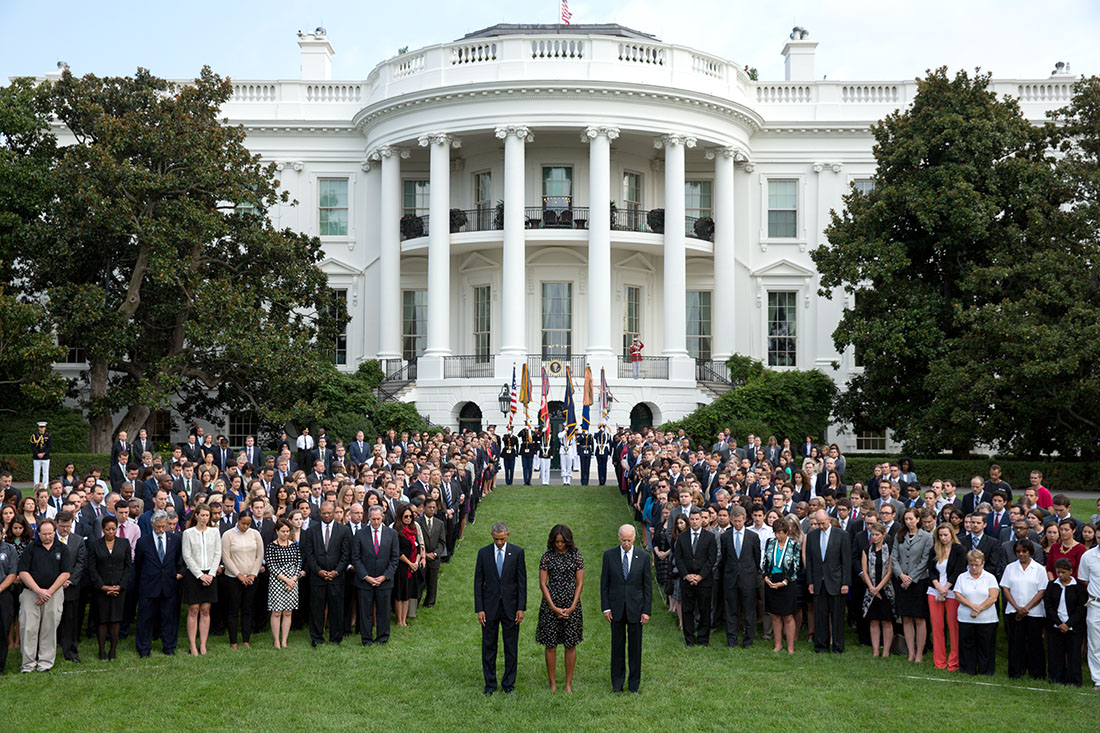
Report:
630,402,653,431
458,402,483,435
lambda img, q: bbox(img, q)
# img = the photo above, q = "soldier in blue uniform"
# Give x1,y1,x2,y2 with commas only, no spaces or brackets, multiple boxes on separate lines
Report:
500,427,520,485
576,428,595,486
594,425,613,486
518,423,537,486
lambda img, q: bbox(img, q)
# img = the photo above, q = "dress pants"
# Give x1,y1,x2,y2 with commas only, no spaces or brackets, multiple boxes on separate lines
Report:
121,567,138,636
422,563,440,606
927,596,960,670
33,459,50,486
958,621,997,676
252,571,268,632
559,457,572,485
578,455,591,485
343,571,358,635
222,578,257,645
681,581,711,645
309,577,344,643
521,455,534,485
610,618,643,692
58,593,81,659
596,456,608,485
1047,626,1083,686
812,589,846,652
1005,614,1045,679
0,589,13,673
502,456,515,485
724,581,756,646
358,585,392,643
481,611,518,693
538,457,552,485
19,588,64,672
1087,604,1100,685
136,592,179,655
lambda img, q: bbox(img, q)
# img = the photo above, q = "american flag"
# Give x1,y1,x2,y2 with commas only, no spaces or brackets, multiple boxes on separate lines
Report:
539,366,551,440
508,366,518,429
560,0,572,24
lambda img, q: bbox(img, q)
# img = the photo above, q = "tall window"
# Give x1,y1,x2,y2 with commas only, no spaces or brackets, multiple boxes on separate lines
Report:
767,291,797,367
330,289,348,365
228,412,257,448
318,179,348,236
622,286,641,356
541,282,572,359
853,178,875,196
474,171,492,229
403,180,430,217
622,171,642,230
686,291,712,360
402,290,427,361
685,180,712,235
542,167,573,210
63,347,86,363
145,410,172,446
473,285,491,359
767,179,798,238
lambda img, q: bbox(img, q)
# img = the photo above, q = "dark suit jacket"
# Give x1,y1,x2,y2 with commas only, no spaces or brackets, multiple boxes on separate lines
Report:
88,536,132,589
962,533,1002,578
961,491,988,515
241,446,263,468
720,528,761,589
59,533,87,599
109,463,128,491
674,529,718,587
351,524,399,589
130,439,152,459
1043,580,1087,631
110,440,130,463
473,542,527,622
348,441,369,466
805,527,852,594
985,510,1011,537
301,521,351,582
181,442,202,464
600,546,652,622
134,531,183,598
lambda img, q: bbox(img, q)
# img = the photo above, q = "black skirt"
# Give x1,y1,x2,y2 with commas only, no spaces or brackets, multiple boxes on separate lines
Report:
894,578,929,618
181,571,218,605
764,576,797,616
94,588,126,624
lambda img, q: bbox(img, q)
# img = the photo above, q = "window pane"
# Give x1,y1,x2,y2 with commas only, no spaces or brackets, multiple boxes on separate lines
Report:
402,290,426,361
330,289,347,365
542,282,572,359
623,286,641,356
767,179,797,239
767,210,797,239
767,291,797,367
319,179,348,236
854,179,875,196
473,285,491,358
403,180,430,217
686,291,712,360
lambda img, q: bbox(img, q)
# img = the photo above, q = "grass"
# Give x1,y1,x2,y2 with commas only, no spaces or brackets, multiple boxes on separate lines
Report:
6,491,1098,732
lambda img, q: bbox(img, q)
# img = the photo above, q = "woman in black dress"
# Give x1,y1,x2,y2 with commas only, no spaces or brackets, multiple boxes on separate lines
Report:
536,524,584,693
393,504,420,627
762,518,800,653
861,522,896,657
88,515,132,660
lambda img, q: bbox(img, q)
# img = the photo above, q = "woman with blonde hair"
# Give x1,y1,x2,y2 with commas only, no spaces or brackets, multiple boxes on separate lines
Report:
927,523,966,670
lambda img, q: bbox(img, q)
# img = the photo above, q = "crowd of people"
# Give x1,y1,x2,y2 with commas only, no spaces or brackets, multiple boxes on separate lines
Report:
3,421,1099,695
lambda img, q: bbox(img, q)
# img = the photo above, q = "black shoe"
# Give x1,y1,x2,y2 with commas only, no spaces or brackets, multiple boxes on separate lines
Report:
483,690,494,697
629,689,640,694
70,656,81,664
361,639,372,646
503,689,514,696
741,641,753,649
139,653,151,658
99,651,107,661
163,649,176,656
312,640,324,647
611,688,623,693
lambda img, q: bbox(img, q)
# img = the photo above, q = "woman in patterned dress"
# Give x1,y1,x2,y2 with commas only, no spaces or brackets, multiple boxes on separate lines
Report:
536,524,584,693
265,518,301,649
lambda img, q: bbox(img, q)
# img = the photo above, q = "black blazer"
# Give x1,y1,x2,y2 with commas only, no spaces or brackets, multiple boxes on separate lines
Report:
926,543,967,588
1042,580,1087,631
962,533,1002,579
674,529,718,586
88,537,132,589
473,542,527,622
301,522,350,581
134,531,184,599
805,527,852,594
600,546,652,623
350,524,399,590
961,491,987,515
109,463,128,491
720,528,762,589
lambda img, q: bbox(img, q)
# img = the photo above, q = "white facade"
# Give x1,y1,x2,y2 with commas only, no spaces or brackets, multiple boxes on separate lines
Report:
52,25,1083,446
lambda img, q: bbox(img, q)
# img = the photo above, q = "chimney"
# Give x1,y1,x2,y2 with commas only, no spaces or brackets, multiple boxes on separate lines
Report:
298,28,334,80
782,27,818,82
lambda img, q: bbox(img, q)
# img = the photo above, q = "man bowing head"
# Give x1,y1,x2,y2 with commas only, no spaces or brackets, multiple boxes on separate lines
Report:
474,522,526,696
601,524,652,693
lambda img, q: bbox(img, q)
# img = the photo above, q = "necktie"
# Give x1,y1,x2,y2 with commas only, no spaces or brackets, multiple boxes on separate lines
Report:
496,547,504,577
444,483,451,505
622,550,629,580
820,530,828,562
157,534,165,561
691,532,698,551
324,523,330,551
735,530,742,559
96,505,102,518
373,529,379,553
118,524,125,540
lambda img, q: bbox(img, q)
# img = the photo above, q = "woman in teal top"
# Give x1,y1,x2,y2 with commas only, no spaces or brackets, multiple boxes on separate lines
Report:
762,516,801,654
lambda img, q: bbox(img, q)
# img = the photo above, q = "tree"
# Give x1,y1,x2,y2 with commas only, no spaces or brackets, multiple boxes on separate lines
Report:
12,68,345,451
813,68,1097,457
0,292,66,413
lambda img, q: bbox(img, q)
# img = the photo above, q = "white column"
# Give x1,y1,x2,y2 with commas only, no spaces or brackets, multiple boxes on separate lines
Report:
655,134,695,367
361,158,381,357
495,125,532,377
373,145,408,362
419,133,460,361
583,126,618,364
707,146,738,362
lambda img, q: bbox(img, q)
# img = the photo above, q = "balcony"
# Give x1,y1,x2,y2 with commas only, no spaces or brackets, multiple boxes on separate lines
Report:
399,207,713,241
526,354,588,377
618,355,669,379
443,355,495,378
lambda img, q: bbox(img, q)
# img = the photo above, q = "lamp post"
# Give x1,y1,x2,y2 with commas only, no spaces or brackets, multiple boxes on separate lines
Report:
497,383,511,416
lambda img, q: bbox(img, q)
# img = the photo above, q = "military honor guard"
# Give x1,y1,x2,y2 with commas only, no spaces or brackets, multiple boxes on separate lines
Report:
500,427,520,486
518,423,537,486
577,428,595,486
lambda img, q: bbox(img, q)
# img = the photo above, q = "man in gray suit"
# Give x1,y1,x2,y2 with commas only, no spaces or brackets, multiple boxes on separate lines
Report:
720,506,761,648
417,498,447,608
600,524,651,693
806,510,851,654
351,505,399,645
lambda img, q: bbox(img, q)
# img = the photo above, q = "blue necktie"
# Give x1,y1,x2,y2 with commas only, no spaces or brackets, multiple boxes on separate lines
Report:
157,534,165,562
735,530,742,559
496,547,504,577
622,550,629,580
820,530,828,562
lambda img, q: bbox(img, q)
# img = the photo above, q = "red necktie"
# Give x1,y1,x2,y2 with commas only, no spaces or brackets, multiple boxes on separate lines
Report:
373,530,379,553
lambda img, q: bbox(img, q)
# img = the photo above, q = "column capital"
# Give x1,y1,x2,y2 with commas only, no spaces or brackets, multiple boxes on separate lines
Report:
369,145,410,161
494,125,534,143
813,161,843,174
581,125,620,143
274,161,302,171
417,132,462,149
704,146,745,161
653,134,697,150
741,161,756,173
361,159,374,172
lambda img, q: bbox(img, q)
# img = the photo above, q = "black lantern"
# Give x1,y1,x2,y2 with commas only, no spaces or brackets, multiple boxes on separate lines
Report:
497,383,511,415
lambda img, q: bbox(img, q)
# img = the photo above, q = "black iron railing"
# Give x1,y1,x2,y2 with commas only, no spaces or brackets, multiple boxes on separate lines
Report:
525,354,588,377
618,355,669,379
523,206,590,229
695,358,731,383
443,355,495,378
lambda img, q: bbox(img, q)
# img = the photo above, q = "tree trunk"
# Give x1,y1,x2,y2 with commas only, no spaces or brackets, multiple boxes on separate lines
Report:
88,358,112,453
118,404,152,449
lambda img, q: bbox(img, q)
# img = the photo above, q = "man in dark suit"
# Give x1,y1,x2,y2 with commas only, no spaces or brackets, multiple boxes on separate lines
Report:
110,431,130,463
720,506,761,648
473,521,526,696
806,510,851,653
109,452,130,492
600,523,652,693
418,498,447,607
241,435,263,469
351,505,399,645
55,512,88,663
962,513,1002,578
674,507,718,647
961,476,989,515
985,490,1011,538
181,436,202,464
301,501,350,646
348,431,369,468
133,510,183,656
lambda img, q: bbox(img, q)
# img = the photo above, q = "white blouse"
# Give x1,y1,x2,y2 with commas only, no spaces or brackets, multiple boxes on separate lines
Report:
955,570,999,624
182,526,223,577
927,557,955,599
1000,560,1047,618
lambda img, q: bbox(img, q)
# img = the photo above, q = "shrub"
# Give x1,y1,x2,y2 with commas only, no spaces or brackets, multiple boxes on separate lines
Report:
449,208,468,233
646,208,665,234
400,214,424,239
0,408,90,454
693,216,715,242
0,453,110,482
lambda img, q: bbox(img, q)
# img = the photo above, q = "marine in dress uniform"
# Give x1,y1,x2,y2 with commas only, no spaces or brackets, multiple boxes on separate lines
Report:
518,424,537,486
538,432,554,486
576,429,595,486
594,426,613,486
32,421,52,487
500,429,520,486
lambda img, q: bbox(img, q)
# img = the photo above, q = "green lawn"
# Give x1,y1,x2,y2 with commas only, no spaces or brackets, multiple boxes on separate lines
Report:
6,489,1097,731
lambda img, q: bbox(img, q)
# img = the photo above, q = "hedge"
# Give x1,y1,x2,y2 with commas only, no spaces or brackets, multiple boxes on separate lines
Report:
840,457,1098,494
0,408,90,454
0,454,111,483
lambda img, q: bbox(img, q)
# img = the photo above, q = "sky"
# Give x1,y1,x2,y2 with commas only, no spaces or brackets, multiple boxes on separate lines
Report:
2,0,1099,83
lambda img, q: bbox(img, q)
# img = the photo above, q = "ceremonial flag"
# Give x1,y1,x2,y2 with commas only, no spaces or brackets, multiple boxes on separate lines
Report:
599,366,614,425
560,0,572,24
564,365,578,441
519,361,531,425
539,366,551,440
581,365,593,431
508,365,518,429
